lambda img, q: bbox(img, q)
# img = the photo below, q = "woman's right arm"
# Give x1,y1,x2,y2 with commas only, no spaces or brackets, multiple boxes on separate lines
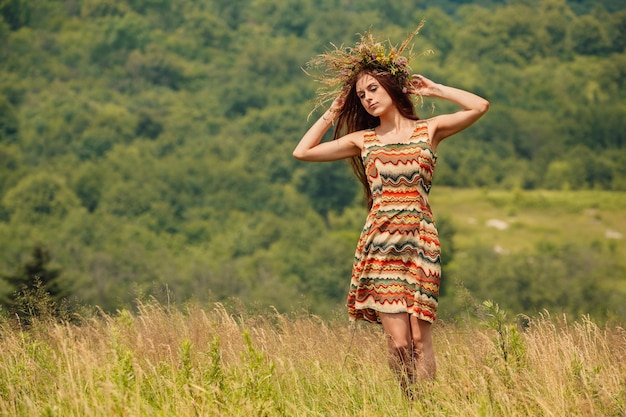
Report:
293,100,362,162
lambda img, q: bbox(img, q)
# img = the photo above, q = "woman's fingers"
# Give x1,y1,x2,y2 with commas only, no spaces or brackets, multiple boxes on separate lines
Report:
409,74,424,94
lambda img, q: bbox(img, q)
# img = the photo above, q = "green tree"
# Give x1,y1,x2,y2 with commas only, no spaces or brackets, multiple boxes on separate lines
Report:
571,14,612,55
89,13,150,67
0,94,18,143
125,44,187,90
296,161,359,227
1,244,64,318
2,172,82,223
545,160,576,190
452,242,617,320
71,162,105,212
0,143,22,200
76,102,138,160
0,0,31,30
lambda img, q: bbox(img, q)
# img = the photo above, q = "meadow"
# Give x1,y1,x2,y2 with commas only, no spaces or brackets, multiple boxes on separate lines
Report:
432,188,626,262
1,299,624,416
431,188,626,296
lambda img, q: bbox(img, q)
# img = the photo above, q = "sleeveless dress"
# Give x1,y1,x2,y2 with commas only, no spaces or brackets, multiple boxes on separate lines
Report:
346,120,441,324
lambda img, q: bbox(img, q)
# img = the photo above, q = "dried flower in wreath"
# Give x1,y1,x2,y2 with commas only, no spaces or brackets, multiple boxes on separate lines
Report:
305,19,433,115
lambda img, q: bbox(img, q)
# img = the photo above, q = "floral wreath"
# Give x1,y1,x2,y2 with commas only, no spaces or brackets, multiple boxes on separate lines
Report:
306,19,432,112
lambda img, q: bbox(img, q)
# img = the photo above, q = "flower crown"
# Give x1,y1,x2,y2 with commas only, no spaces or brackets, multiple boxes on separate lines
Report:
306,20,431,112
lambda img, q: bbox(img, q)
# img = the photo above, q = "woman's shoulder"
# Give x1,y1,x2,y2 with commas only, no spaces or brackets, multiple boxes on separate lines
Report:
344,128,374,141
348,128,376,137
338,129,372,152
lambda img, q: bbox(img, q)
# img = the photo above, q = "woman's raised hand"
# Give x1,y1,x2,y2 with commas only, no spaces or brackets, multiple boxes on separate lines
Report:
322,94,346,122
409,74,441,97
330,94,346,113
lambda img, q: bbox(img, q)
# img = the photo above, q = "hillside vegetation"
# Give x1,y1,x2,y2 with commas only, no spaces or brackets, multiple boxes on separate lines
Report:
0,0,625,321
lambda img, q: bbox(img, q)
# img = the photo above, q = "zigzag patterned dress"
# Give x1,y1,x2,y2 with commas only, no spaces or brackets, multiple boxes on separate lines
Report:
346,120,441,324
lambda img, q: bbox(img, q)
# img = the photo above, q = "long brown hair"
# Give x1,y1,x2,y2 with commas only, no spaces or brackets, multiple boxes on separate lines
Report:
333,70,420,209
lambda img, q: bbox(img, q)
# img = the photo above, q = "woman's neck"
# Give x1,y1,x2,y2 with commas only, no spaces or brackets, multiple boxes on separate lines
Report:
377,109,414,135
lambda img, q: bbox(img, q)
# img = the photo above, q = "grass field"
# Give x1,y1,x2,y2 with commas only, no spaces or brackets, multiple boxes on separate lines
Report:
1,300,624,416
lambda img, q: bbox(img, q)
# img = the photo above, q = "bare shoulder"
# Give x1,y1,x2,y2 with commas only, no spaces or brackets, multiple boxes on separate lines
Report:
421,115,440,129
339,129,367,152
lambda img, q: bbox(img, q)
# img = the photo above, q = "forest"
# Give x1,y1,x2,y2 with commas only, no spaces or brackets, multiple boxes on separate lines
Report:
0,0,625,323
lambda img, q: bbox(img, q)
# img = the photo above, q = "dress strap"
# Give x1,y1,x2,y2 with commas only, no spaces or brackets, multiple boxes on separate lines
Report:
362,128,378,149
414,119,431,146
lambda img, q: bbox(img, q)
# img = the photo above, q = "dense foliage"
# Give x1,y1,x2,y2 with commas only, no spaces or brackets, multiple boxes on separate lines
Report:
0,0,624,321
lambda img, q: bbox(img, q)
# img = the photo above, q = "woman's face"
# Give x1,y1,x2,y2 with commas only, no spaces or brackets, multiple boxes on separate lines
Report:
355,73,393,117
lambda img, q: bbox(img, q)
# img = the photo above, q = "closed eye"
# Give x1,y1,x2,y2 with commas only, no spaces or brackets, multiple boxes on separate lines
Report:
357,86,377,99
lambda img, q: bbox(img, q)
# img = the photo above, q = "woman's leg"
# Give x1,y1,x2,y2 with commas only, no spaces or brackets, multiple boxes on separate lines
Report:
379,312,437,396
409,315,436,380
379,312,414,392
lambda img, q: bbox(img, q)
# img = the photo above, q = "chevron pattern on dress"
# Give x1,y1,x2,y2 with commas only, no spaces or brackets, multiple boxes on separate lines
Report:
347,120,441,324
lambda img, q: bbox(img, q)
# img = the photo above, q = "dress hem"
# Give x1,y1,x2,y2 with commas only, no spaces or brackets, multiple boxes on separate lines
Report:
348,305,436,325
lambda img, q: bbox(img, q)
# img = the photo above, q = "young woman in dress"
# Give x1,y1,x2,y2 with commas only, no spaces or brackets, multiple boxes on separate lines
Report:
293,24,489,395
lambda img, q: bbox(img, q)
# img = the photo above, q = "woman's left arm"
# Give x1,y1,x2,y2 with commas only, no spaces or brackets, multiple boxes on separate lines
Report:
411,74,489,148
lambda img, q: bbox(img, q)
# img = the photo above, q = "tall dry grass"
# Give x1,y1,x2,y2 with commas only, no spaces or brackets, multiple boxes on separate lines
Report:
0,301,624,416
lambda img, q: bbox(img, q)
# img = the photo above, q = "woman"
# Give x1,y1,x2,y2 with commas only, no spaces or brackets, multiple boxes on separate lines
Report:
293,24,489,395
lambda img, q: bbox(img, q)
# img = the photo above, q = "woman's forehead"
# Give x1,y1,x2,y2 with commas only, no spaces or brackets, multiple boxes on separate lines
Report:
356,73,378,90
